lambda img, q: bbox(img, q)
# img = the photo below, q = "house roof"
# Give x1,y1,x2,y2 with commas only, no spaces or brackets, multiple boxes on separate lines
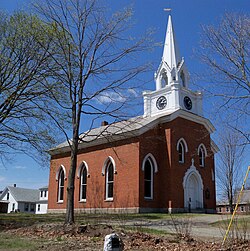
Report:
49,109,216,156
39,186,48,191
0,186,39,203
217,189,250,206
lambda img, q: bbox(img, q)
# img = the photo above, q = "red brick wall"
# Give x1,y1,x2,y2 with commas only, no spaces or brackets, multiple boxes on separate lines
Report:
48,116,216,213
48,138,140,211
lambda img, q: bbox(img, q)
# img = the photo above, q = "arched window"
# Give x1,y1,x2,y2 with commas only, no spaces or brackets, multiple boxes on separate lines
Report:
161,71,168,88
198,144,207,167
77,161,89,202
58,168,65,202
144,158,153,199
178,141,185,163
80,166,87,201
142,154,157,200
105,161,114,200
177,138,188,164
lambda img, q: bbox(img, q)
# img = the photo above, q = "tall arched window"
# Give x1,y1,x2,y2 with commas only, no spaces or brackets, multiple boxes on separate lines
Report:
198,144,207,167
80,166,87,201
178,141,185,163
58,168,65,202
105,161,114,200
177,138,188,164
144,158,153,199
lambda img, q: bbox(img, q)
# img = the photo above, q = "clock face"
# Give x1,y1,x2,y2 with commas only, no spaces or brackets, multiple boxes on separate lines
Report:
184,96,192,110
156,96,167,110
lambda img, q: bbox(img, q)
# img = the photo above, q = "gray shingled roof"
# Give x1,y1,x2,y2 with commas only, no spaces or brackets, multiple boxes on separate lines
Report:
7,186,39,203
49,109,216,155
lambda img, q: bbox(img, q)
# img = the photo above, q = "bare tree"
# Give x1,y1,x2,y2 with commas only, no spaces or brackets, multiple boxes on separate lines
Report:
216,129,245,213
199,13,250,144
0,12,64,163
34,0,152,224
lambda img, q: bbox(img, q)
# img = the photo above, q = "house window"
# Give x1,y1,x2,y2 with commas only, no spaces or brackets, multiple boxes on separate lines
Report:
40,191,43,197
12,203,15,211
241,206,244,212
219,207,222,212
58,168,65,202
30,204,35,212
7,192,9,200
105,161,114,200
226,207,229,212
44,190,47,197
80,166,87,201
144,158,154,199
38,204,40,212
24,203,29,212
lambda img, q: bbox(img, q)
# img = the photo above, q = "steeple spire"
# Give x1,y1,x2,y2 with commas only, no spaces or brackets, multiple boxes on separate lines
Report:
162,15,181,69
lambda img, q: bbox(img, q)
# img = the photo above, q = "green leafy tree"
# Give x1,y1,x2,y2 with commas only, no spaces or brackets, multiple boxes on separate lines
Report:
0,12,65,163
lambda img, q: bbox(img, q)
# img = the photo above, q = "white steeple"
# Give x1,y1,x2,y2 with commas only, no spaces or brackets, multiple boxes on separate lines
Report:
155,15,188,90
162,15,181,70
143,14,203,118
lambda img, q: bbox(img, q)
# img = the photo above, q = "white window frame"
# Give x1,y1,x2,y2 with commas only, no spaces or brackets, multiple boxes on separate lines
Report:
58,168,65,203
144,158,154,199
198,144,207,167
79,165,87,202
177,138,188,164
105,161,114,201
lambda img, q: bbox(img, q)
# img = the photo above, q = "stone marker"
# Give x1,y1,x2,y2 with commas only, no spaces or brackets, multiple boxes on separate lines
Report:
103,233,123,251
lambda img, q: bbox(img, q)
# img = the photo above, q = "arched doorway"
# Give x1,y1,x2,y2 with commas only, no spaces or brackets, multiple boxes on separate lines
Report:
186,174,198,209
183,160,204,211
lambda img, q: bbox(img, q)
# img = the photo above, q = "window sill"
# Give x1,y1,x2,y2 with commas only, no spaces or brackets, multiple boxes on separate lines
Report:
144,197,153,200
57,201,63,204
79,199,86,203
105,198,113,202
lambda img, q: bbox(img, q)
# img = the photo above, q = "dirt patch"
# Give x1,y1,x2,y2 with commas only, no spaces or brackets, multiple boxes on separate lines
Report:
3,222,250,250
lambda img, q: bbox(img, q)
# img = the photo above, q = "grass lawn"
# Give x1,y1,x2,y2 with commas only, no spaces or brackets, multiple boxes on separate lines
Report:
0,233,40,251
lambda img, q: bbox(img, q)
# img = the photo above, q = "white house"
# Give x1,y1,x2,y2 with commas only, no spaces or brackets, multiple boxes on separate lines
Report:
36,186,48,214
0,185,48,214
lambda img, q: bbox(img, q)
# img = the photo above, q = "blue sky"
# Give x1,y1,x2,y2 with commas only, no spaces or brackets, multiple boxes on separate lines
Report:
0,0,249,192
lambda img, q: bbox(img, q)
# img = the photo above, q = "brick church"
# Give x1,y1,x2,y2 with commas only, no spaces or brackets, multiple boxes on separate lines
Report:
48,15,217,214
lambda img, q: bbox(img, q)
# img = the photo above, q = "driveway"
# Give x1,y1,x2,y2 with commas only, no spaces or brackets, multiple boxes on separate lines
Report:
126,214,250,241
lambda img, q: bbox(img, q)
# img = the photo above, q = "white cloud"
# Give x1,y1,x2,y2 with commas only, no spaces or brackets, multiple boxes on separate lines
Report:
14,165,27,170
127,88,139,97
97,91,126,104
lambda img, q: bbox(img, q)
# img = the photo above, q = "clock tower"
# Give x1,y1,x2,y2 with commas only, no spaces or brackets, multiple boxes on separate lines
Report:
143,15,203,117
